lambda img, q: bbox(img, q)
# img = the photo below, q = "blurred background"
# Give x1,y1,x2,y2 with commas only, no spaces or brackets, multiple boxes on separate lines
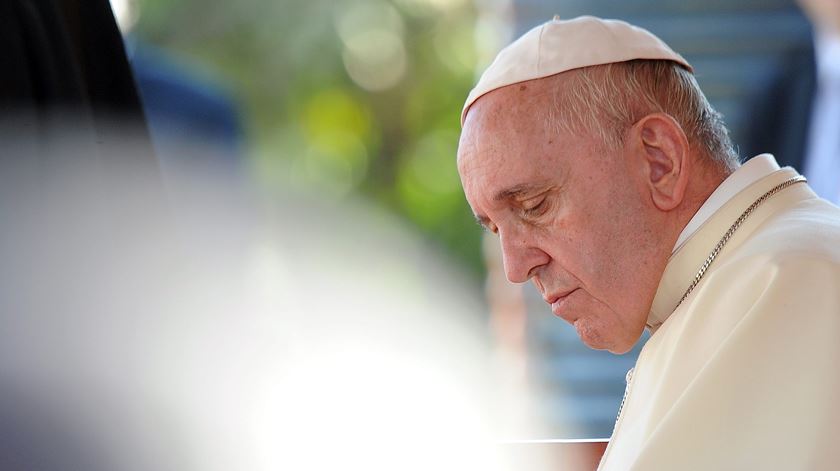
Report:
113,0,813,437
0,0,821,468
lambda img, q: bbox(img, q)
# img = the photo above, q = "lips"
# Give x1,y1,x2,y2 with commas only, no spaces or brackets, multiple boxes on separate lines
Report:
545,288,579,321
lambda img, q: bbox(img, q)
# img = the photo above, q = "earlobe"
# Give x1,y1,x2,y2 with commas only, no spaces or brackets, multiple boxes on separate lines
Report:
631,113,690,211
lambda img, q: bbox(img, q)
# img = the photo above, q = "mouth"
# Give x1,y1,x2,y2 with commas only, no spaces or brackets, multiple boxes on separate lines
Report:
544,288,579,321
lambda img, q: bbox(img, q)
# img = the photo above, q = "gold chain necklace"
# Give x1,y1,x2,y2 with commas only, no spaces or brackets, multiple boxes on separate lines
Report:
674,175,807,310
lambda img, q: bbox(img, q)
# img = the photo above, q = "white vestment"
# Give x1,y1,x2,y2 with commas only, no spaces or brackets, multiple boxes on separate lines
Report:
598,161,840,470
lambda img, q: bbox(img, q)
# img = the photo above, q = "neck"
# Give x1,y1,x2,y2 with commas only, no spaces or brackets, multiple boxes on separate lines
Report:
668,159,732,251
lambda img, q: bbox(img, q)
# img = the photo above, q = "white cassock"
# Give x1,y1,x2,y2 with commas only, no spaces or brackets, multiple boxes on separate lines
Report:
599,154,840,470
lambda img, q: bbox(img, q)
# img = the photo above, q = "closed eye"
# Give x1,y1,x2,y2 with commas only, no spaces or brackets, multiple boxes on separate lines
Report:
522,196,549,218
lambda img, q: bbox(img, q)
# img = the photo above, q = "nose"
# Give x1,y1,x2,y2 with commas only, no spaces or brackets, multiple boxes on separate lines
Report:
499,228,550,283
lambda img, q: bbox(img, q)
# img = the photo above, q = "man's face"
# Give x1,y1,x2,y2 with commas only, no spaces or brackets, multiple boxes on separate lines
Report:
457,80,665,354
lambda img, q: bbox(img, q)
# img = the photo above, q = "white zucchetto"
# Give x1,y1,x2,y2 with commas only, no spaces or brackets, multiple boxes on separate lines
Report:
461,15,693,125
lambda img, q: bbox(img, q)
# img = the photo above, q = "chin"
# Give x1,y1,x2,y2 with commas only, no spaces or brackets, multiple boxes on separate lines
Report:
582,338,634,355
604,342,635,355
575,321,638,354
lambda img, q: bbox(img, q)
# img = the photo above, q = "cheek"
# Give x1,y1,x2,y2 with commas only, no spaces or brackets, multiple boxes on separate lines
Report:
565,205,630,282
543,177,656,297
564,195,655,311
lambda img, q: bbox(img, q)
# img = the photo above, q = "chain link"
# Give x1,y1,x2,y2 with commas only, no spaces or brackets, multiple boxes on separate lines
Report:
674,175,807,310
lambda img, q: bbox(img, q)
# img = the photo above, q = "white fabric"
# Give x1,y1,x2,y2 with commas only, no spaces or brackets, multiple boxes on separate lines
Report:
461,16,692,125
600,167,840,470
803,31,840,204
672,154,779,253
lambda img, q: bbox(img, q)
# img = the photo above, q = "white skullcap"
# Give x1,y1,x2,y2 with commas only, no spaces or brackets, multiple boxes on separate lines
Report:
461,15,692,125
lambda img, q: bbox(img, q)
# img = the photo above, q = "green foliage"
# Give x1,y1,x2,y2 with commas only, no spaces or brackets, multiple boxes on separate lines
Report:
133,0,485,277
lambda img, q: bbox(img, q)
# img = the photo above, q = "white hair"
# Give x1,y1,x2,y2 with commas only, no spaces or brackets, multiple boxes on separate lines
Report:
546,59,739,171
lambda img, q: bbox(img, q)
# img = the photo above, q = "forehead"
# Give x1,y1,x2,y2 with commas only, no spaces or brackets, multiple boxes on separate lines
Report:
457,82,562,191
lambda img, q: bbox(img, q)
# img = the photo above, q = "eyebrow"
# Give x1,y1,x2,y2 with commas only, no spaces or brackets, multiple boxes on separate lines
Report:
493,182,550,202
474,214,492,231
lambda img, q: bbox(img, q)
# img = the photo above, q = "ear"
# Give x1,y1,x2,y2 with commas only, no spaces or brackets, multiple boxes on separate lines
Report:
626,113,690,211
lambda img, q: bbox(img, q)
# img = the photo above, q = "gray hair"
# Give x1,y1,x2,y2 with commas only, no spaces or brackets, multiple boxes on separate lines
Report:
546,59,739,171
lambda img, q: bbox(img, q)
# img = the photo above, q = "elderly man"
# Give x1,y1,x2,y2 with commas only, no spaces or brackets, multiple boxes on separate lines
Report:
458,16,840,470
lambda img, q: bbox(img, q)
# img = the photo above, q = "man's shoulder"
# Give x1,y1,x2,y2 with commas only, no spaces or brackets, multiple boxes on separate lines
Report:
696,198,840,313
731,197,840,265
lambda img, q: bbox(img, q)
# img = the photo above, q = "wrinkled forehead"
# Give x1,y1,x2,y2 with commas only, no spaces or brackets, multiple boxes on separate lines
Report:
457,83,565,196
462,76,558,135
458,79,554,168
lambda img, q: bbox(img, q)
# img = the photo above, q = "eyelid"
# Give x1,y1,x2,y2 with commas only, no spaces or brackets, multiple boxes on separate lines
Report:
520,188,552,204
522,194,550,217
522,194,546,209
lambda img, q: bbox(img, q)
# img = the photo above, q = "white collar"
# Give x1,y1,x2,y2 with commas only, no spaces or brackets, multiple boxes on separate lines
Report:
672,154,780,253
